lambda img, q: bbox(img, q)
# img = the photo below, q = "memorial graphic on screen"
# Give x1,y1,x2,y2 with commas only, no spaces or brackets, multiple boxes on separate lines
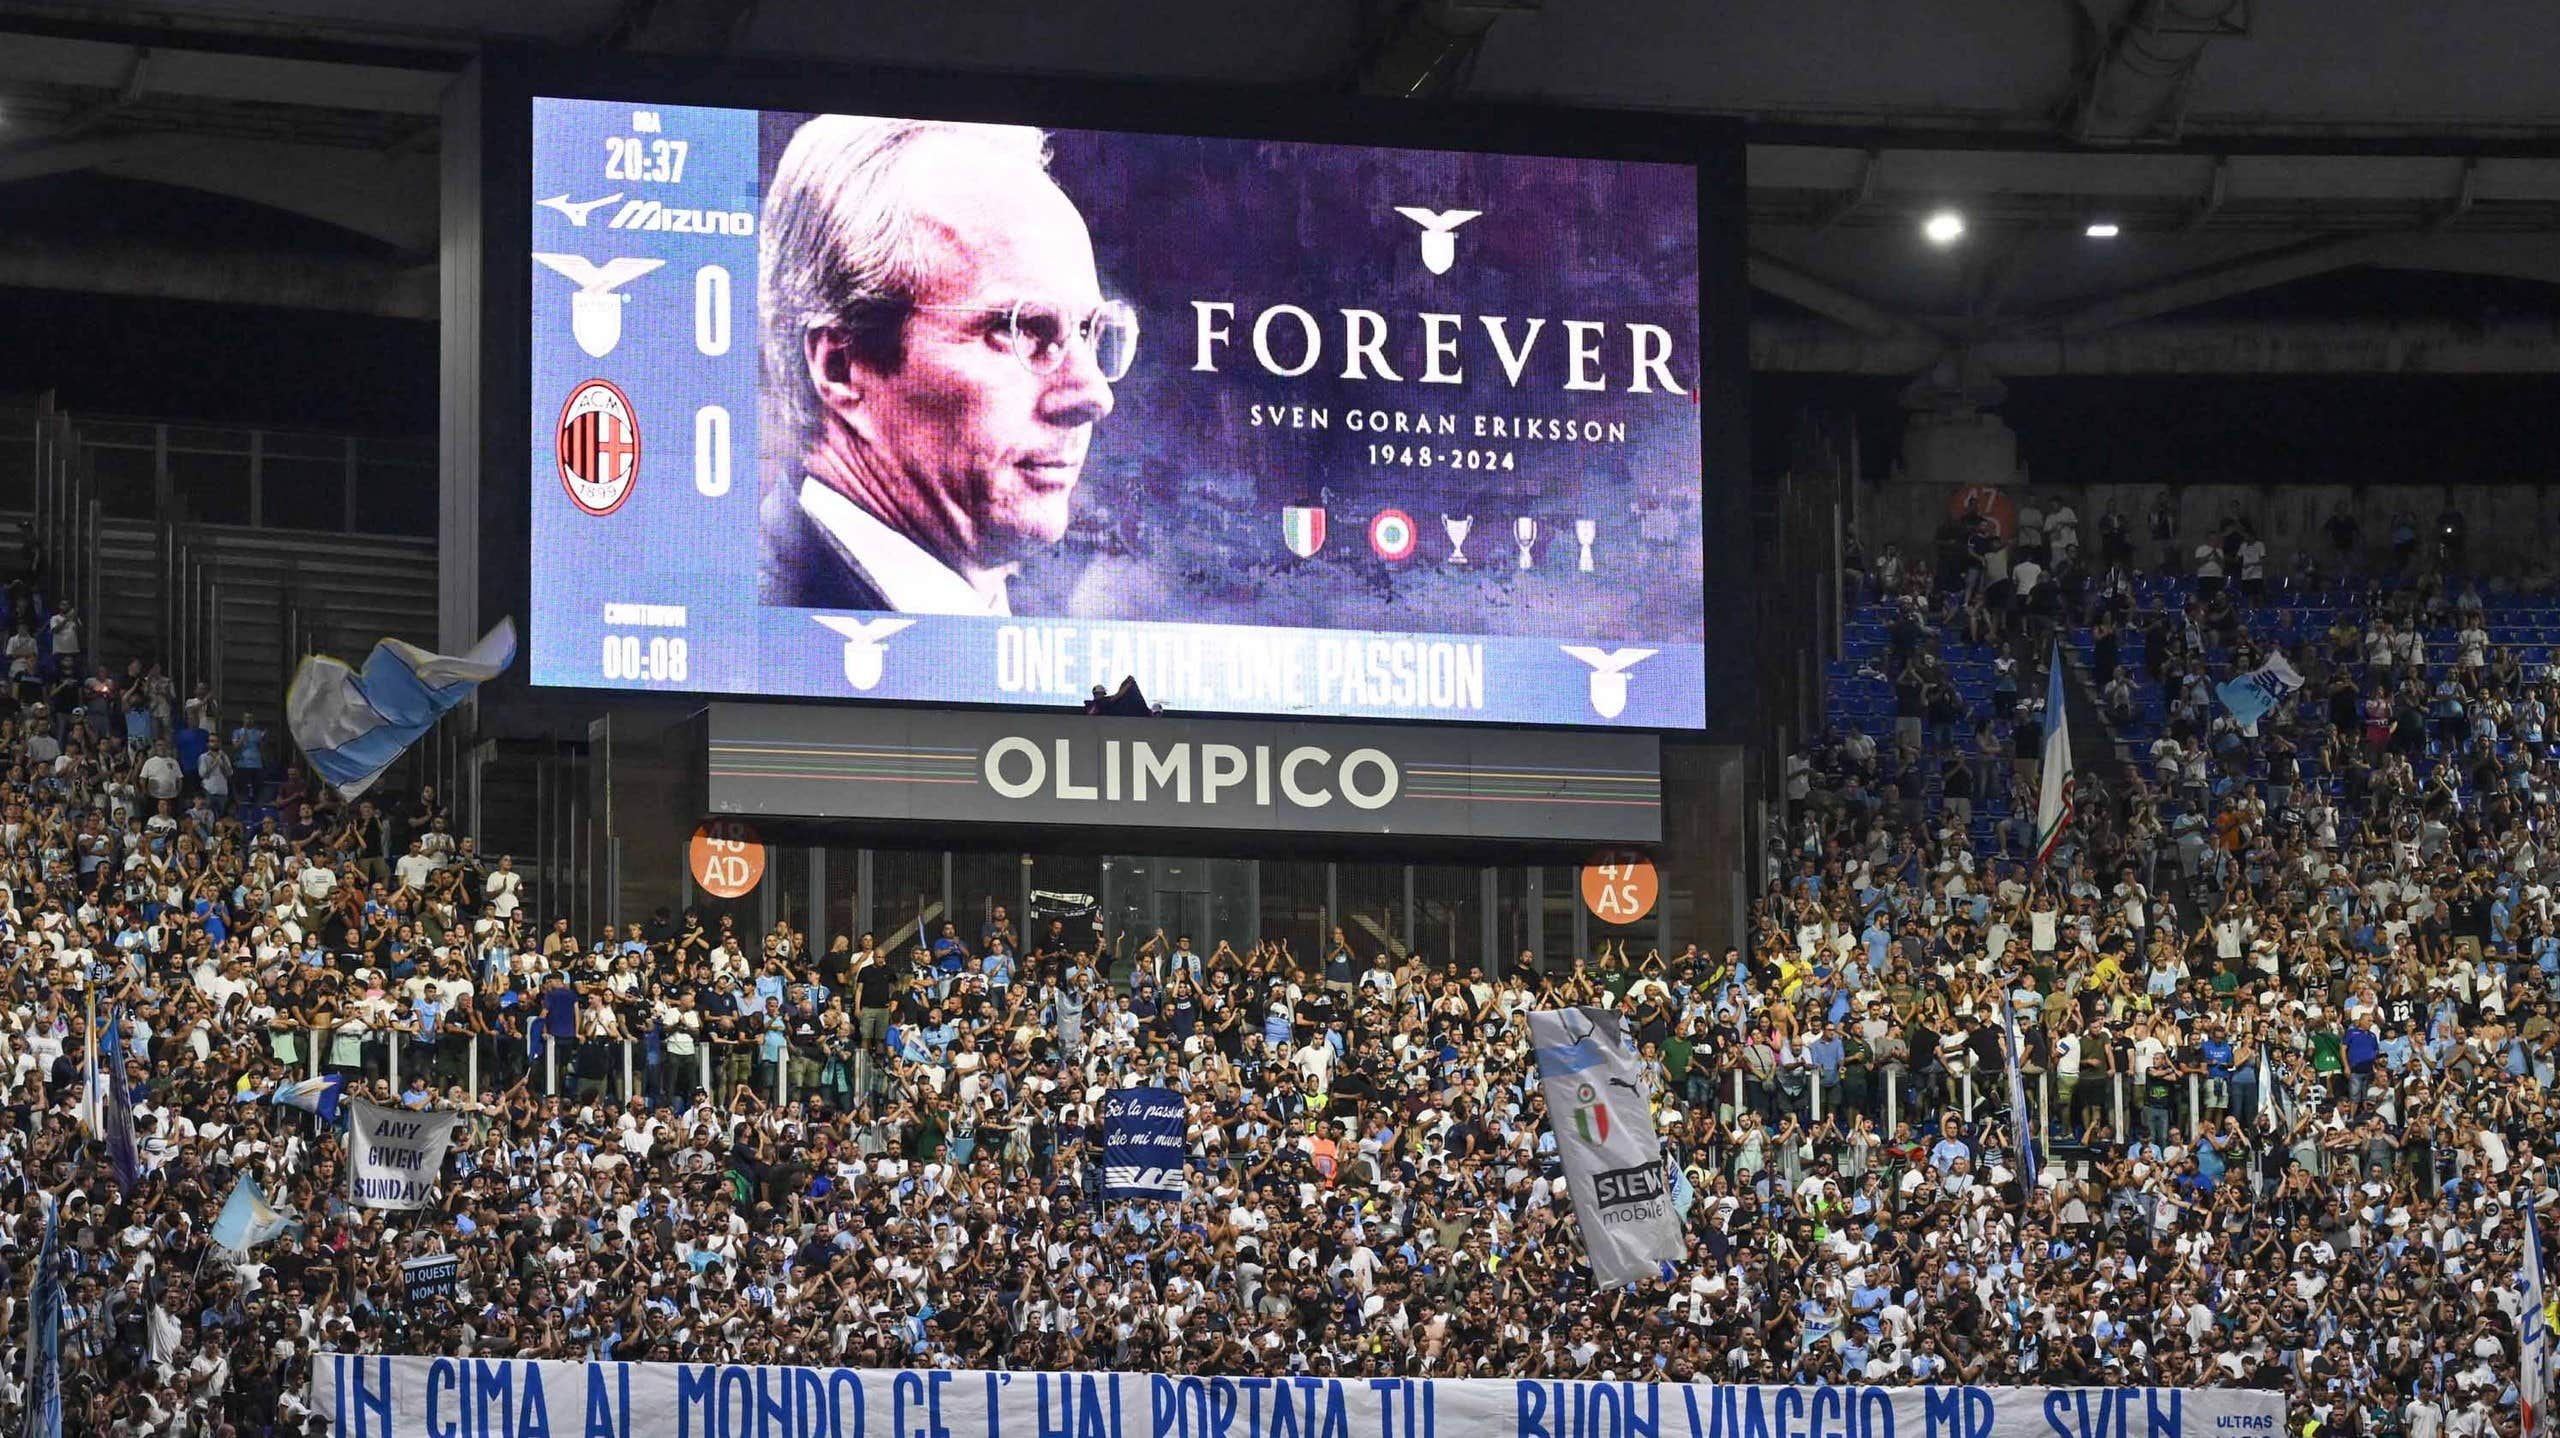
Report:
528,96,1710,728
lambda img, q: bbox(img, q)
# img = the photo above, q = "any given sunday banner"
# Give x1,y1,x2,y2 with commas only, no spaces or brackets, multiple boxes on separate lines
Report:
310,1357,2286,1438
346,1098,466,1210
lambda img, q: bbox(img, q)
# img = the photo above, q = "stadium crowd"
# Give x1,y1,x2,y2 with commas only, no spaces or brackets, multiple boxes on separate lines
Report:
0,508,2544,1438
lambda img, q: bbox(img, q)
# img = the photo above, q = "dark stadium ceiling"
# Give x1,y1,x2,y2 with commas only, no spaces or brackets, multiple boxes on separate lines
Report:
7,0,2560,376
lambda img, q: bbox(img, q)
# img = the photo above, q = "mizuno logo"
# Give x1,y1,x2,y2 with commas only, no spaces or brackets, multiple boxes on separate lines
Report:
537,192,622,226
608,199,754,236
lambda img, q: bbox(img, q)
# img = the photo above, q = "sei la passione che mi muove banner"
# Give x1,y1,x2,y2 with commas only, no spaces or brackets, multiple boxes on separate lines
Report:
310,1356,2284,1438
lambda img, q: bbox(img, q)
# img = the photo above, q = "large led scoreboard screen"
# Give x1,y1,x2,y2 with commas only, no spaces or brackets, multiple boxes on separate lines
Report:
525,94,1719,729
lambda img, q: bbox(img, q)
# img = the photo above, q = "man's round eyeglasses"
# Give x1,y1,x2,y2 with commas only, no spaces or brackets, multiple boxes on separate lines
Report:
906,298,1139,383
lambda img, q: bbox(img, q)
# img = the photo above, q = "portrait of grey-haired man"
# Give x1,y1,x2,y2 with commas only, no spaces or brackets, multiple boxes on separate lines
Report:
756,115,1137,617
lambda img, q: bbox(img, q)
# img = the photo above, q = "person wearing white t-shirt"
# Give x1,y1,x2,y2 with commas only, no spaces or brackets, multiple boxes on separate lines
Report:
485,854,523,920
197,741,233,814
2046,505,2079,559
2236,535,2267,594
45,607,79,668
392,840,439,894
139,744,184,801
2192,544,2224,591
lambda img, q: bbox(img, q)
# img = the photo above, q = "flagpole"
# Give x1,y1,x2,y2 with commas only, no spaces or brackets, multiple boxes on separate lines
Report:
81,984,95,1138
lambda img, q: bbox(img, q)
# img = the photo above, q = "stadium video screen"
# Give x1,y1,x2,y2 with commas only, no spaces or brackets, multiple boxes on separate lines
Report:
527,96,1710,728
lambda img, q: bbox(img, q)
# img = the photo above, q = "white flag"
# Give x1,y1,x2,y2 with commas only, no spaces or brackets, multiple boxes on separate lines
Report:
345,1098,464,1211
2215,651,2305,737
2035,641,2076,867
1528,1007,1684,1288
2525,1200,2552,1438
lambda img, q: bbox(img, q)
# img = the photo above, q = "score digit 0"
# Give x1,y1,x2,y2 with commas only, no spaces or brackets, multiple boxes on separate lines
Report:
694,266,733,498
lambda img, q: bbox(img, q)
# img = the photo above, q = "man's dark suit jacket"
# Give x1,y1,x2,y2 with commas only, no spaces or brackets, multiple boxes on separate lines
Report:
757,480,893,612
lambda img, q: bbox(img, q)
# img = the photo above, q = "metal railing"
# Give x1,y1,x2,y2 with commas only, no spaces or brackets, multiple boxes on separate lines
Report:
20,409,433,664
67,415,434,536
286,1025,876,1115
161,520,223,704
28,412,102,637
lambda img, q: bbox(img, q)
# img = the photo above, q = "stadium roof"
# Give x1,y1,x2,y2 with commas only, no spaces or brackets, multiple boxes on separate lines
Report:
5,0,2560,373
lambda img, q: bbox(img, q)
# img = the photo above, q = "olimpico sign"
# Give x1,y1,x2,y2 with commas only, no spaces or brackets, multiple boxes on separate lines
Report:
705,702,1661,843
981,734,1401,810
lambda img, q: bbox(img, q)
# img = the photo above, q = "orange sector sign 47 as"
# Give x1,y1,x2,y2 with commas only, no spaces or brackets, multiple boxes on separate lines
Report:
689,820,765,898
1580,858,1658,923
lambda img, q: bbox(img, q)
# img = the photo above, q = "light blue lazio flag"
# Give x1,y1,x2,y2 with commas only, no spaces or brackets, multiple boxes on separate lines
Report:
2001,990,2038,1194
263,1073,347,1125
210,1175,303,1254
286,619,515,799
2215,651,2304,737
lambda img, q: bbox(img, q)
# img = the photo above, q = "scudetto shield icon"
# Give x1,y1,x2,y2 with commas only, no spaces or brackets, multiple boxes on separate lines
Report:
1281,506,1327,558
1572,1081,1611,1143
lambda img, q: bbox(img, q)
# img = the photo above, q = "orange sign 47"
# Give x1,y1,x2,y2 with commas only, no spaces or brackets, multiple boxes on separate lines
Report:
1580,857,1658,924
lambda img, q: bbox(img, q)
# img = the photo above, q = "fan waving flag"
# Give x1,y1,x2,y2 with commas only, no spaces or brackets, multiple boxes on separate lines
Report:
2034,641,2076,867
2215,650,2305,737
2000,987,2038,1195
100,1005,140,1195
1528,1007,1684,1288
2258,1045,2294,1136
2525,1196,2553,1438
23,1194,61,1438
268,1073,347,1124
210,1176,303,1254
287,619,516,800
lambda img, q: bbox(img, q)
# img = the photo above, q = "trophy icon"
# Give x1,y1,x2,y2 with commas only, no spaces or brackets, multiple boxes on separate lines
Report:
1513,517,1539,570
1441,514,1473,565
1575,519,1596,573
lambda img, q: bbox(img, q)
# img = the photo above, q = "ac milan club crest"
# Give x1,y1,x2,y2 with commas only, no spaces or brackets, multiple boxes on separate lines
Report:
1280,506,1326,559
556,379,639,516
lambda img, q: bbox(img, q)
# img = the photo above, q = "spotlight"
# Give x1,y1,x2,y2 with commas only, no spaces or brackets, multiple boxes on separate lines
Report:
2085,222,2121,238
1922,211,1966,245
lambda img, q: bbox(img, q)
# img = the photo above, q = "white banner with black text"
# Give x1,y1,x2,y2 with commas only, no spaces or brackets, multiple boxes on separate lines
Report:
310,1355,2285,1438
345,1098,465,1210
